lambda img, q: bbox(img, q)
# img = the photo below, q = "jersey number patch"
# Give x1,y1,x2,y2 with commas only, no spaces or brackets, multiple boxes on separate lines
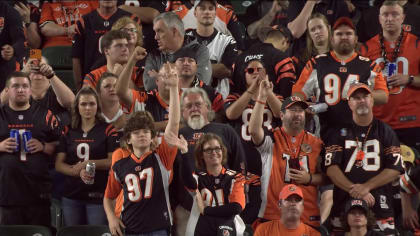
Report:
345,140,380,172
201,188,225,207
241,108,273,141
125,168,154,202
324,73,359,105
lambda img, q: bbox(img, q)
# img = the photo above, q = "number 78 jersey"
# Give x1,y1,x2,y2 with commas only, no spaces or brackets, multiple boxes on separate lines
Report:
292,51,388,130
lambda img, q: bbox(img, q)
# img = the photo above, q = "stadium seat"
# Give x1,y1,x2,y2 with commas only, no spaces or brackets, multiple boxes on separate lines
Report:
0,225,52,236
42,46,72,70
56,225,111,236
50,198,63,230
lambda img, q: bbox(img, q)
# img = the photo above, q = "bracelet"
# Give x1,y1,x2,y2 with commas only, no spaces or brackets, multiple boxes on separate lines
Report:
256,100,266,105
408,75,414,86
246,90,254,95
46,72,55,79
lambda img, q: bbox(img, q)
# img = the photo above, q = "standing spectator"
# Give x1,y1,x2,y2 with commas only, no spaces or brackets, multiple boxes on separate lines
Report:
323,82,403,234
83,30,144,89
254,184,320,236
0,72,61,226
340,199,383,236
292,17,388,140
55,87,119,226
225,59,282,176
187,0,238,99
166,0,247,51
72,0,140,89
249,92,325,228
103,62,181,236
169,133,246,236
360,0,420,152
39,0,97,48
143,11,211,91
13,0,42,49
0,2,25,91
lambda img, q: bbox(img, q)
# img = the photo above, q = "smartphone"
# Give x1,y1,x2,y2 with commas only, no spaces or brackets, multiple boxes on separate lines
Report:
29,49,42,71
288,158,301,170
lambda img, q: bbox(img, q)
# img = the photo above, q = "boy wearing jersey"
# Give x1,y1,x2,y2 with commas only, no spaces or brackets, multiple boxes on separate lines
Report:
104,62,180,236
292,16,388,140
323,83,403,234
0,72,61,226
360,0,420,153
249,81,325,228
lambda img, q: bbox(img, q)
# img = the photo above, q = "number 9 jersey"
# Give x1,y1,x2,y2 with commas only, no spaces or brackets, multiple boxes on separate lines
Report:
292,52,388,138
323,119,404,231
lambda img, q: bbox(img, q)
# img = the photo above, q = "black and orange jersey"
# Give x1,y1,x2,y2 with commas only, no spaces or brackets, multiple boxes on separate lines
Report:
166,0,246,50
56,122,118,203
39,1,97,48
323,119,403,231
104,137,177,234
400,165,420,195
224,93,282,175
231,42,296,98
292,51,388,138
183,166,246,236
83,65,143,89
360,31,420,130
0,104,61,206
123,89,169,120
256,128,323,227
254,220,320,236
72,8,140,77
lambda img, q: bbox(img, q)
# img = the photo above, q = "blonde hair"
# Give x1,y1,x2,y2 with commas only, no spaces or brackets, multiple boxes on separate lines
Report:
112,16,143,47
302,13,331,63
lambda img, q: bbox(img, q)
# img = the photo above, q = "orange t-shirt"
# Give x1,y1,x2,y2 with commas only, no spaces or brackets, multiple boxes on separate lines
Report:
254,220,320,236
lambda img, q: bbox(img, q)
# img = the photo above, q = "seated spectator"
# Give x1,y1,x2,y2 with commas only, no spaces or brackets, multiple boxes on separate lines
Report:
0,2,25,91
143,11,211,91
166,0,247,51
39,0,98,48
103,64,180,235
168,133,245,236
72,0,140,89
254,184,320,236
83,30,145,89
13,0,42,49
96,72,126,130
340,199,383,236
55,87,119,226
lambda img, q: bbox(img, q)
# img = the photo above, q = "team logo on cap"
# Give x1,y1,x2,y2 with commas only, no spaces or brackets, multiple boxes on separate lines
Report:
351,199,363,206
289,185,296,192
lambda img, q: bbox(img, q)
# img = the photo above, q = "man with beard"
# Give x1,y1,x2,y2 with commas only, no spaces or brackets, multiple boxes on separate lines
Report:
254,184,320,235
292,17,389,141
323,82,403,234
83,30,144,90
248,88,325,228
172,87,246,236
0,72,61,226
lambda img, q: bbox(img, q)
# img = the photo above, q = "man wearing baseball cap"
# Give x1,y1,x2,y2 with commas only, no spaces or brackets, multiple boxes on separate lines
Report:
323,81,403,234
341,199,382,236
254,184,320,235
249,87,325,228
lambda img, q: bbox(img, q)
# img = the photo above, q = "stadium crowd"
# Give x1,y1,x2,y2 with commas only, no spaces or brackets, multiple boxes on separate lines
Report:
0,0,420,235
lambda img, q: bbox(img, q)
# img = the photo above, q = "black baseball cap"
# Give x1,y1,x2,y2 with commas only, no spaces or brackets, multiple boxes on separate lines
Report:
173,47,198,62
281,96,309,111
345,199,369,216
197,0,217,7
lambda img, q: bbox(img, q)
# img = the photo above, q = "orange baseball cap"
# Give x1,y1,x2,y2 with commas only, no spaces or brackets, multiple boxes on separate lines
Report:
347,82,372,100
279,184,304,200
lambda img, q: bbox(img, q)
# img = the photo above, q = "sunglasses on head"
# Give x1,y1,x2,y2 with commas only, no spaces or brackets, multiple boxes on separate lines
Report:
245,67,264,74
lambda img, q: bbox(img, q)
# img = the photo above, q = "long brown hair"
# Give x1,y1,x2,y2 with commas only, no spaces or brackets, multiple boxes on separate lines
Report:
71,87,104,129
193,133,227,170
301,13,332,64
121,111,156,152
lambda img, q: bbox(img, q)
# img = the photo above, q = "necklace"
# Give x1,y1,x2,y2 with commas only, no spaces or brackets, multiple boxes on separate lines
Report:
353,123,373,167
379,28,404,68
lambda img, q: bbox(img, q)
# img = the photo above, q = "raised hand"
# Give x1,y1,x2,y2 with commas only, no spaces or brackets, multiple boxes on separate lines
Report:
39,62,55,78
163,62,179,88
257,75,273,100
133,46,147,62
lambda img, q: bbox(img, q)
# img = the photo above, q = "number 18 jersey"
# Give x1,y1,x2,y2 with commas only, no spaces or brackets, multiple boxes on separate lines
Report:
292,51,388,137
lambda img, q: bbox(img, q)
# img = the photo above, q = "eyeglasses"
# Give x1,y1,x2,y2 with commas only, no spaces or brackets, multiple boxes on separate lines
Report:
203,147,222,154
121,28,138,33
184,102,204,110
245,67,264,74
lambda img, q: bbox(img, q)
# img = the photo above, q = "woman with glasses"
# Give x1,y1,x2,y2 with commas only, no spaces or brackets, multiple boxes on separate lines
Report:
167,132,246,236
112,16,143,54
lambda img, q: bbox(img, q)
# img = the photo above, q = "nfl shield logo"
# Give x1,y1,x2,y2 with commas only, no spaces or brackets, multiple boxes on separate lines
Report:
339,67,347,73
223,229,230,236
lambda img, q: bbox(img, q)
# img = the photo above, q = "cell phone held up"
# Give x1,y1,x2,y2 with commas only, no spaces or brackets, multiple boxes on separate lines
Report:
288,157,301,170
29,49,42,71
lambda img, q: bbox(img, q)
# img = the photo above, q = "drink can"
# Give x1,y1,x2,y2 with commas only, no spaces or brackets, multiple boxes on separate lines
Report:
85,162,95,185
9,129,20,152
22,131,32,153
309,103,328,114
388,62,396,77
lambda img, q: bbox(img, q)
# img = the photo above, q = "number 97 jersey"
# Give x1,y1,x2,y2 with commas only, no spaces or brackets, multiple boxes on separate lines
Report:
292,52,388,134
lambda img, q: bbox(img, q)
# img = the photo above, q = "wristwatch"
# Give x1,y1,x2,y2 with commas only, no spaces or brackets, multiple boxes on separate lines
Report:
408,75,414,86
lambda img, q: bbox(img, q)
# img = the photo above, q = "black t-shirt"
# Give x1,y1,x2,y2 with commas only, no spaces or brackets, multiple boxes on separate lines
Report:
56,122,118,203
30,87,71,126
72,8,140,78
0,104,61,206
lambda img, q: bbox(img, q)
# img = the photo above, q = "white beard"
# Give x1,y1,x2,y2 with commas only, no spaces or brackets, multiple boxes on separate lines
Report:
356,106,369,116
187,115,206,130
